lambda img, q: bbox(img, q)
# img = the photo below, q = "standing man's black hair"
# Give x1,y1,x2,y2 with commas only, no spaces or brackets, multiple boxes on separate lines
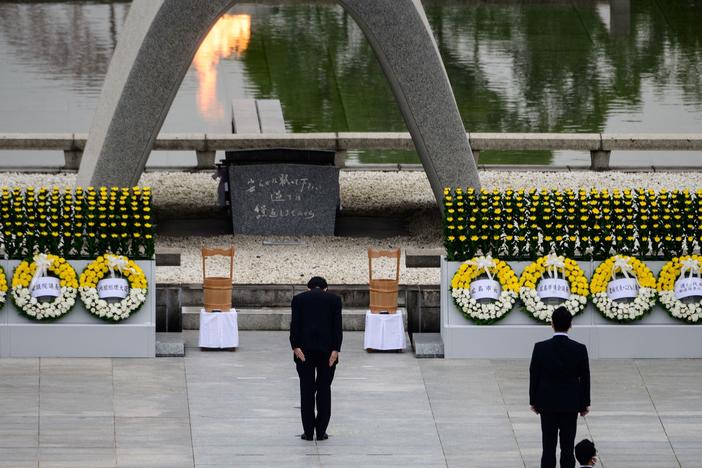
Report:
552,306,572,332
307,276,328,290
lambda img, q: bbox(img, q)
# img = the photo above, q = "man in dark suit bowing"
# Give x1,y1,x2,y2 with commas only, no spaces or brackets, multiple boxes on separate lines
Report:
290,276,343,441
530,306,590,468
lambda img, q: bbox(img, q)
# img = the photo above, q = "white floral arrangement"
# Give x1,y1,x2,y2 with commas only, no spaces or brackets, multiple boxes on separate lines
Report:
657,256,702,323
79,254,148,322
518,254,589,323
450,255,519,325
590,255,656,322
11,253,78,321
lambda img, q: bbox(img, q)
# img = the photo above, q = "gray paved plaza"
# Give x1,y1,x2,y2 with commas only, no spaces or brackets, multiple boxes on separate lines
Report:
1,331,701,467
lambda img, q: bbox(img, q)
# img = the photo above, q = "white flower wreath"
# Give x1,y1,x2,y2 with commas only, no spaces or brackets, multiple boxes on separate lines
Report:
79,254,148,322
518,254,589,323
657,256,702,324
590,255,656,323
11,253,78,321
450,255,519,325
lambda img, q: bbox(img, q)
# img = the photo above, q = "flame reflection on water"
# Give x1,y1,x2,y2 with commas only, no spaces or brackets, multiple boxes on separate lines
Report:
192,14,251,121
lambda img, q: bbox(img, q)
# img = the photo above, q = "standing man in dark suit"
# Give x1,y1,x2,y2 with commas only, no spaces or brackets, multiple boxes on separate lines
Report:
290,276,343,441
530,306,590,468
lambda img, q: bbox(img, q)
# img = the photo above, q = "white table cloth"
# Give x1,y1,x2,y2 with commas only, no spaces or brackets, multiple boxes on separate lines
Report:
363,310,406,350
199,309,239,348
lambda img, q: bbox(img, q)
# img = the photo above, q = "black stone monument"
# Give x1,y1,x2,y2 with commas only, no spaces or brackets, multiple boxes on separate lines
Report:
222,149,340,236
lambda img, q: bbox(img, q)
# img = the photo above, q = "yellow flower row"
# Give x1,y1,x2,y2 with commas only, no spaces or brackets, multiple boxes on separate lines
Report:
590,255,656,293
657,255,702,292
519,256,589,296
79,255,147,289
11,254,79,289
451,257,519,292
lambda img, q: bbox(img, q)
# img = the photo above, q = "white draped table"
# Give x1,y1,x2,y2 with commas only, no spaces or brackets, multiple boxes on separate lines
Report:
199,309,239,349
363,310,406,351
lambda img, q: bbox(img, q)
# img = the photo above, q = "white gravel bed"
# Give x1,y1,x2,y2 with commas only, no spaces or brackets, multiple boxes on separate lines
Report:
157,234,440,285
3,170,702,284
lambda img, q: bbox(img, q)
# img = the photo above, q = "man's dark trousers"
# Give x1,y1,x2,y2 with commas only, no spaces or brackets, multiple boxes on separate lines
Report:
540,411,577,468
295,350,336,437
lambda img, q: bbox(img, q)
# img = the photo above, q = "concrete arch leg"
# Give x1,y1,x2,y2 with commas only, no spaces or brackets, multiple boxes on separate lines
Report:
77,0,480,204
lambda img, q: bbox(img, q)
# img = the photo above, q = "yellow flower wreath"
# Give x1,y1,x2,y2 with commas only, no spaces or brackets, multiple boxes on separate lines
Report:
79,254,148,322
590,255,656,322
657,255,702,323
450,256,519,324
518,255,589,323
11,254,78,320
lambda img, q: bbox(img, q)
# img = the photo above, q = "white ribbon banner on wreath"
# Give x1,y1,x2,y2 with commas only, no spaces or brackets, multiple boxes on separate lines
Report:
30,277,60,299
470,279,501,300
538,253,570,300
537,278,571,300
99,255,135,300
675,258,702,299
467,255,501,300
29,253,60,298
607,256,639,300
97,278,130,300
607,278,638,300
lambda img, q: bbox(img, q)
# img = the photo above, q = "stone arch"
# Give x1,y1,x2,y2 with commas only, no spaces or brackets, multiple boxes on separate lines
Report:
77,0,480,204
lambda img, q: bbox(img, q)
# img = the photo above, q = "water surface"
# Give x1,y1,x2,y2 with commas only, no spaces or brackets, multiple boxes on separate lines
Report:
0,0,700,167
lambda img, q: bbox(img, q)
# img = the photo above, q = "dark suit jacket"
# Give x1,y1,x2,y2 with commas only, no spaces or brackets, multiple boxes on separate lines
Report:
289,288,343,354
529,335,590,413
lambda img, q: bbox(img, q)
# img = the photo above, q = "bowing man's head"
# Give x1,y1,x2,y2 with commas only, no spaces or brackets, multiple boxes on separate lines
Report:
307,276,328,291
575,438,597,465
551,306,572,332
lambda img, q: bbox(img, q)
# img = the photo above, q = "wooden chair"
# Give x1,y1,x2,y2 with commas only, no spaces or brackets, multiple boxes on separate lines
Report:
368,247,401,314
202,246,235,312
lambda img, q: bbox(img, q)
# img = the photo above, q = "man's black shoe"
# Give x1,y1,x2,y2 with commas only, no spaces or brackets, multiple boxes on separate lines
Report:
317,433,329,441
300,434,314,441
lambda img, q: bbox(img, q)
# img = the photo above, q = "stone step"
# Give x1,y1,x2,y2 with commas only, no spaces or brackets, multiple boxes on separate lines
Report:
411,332,444,358
159,284,407,310
181,306,407,331
155,332,185,357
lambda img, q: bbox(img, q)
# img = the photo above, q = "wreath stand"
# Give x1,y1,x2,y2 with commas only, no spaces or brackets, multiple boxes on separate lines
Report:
0,259,155,357
441,258,702,359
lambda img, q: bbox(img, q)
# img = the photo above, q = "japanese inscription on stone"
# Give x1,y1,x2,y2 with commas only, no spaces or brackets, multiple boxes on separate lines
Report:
228,164,339,235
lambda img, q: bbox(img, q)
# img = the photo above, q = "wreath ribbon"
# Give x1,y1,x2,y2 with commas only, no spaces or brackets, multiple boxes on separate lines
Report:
468,255,495,280
680,258,700,279
29,253,53,291
544,253,565,280
612,256,641,287
105,254,137,279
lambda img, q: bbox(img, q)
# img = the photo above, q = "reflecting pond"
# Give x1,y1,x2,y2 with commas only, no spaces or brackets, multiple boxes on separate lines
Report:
0,0,700,166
